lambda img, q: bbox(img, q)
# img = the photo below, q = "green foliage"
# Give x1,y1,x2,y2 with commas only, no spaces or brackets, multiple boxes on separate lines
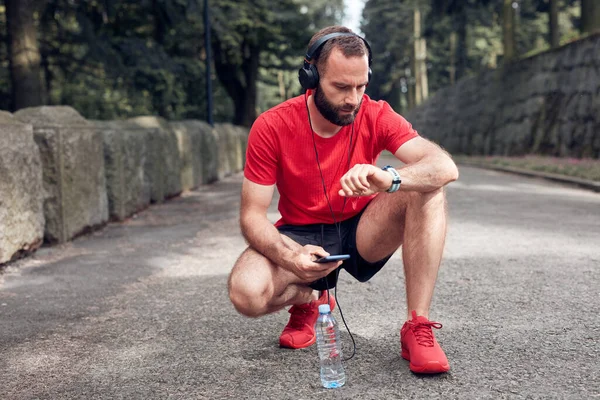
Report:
362,0,416,111
210,0,344,124
0,0,589,122
256,0,345,112
361,0,586,113
1,0,341,122
34,0,235,121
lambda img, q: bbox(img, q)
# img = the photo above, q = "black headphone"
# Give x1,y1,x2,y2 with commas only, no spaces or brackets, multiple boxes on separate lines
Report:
298,32,372,90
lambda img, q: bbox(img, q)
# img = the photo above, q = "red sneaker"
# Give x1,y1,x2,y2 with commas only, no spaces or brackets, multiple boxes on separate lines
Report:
400,311,450,373
279,291,336,349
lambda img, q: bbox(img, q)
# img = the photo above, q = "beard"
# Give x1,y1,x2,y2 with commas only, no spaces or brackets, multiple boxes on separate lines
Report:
314,84,361,126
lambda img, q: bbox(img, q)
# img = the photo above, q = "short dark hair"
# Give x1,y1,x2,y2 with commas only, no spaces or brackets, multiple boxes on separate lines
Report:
307,26,369,78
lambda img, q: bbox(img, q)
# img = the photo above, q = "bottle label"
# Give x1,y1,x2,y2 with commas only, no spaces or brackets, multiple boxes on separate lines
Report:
326,326,339,357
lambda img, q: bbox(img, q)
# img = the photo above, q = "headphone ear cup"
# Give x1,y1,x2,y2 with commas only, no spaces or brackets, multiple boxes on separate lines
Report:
298,63,319,90
368,67,372,84
308,64,319,89
298,67,309,89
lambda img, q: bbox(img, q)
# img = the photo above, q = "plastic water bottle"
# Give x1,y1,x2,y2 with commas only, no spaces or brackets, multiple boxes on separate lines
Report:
315,304,346,388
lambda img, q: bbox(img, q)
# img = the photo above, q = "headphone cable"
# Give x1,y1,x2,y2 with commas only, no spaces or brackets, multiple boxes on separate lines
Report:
305,92,357,361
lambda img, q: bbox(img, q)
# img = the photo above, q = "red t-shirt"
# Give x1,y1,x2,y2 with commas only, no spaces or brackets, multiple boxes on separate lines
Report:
244,93,419,226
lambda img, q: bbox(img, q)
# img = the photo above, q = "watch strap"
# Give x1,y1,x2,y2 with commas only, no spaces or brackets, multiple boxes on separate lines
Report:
382,165,401,193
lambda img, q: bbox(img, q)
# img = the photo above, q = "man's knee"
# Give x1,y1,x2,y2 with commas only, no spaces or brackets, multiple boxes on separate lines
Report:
408,187,446,210
228,263,272,318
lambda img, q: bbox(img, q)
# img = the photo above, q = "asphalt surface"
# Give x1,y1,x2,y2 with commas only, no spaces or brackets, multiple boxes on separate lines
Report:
1,164,599,399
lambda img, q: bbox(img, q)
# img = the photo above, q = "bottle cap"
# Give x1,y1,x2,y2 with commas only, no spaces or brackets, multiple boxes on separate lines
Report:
318,304,331,314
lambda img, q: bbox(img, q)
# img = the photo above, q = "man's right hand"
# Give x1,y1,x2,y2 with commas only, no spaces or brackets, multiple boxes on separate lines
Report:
287,244,343,283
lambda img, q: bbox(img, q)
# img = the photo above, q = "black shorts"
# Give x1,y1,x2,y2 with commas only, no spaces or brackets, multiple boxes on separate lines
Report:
277,209,393,291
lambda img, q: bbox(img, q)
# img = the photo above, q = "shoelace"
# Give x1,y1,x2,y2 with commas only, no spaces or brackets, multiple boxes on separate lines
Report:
410,320,443,347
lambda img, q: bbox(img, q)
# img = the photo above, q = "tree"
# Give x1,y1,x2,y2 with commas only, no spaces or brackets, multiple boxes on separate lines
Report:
412,8,428,107
425,0,498,86
5,0,47,110
549,0,559,48
362,0,406,110
304,0,345,32
31,0,234,121
210,0,339,126
6,0,586,123
0,0,343,123
502,0,516,62
363,0,507,109
257,0,345,112
581,0,600,34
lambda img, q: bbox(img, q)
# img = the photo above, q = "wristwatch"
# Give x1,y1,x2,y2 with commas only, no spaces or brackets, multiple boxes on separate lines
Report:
382,165,401,193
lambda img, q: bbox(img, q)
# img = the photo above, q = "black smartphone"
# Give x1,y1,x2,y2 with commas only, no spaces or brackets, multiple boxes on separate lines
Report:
315,254,351,263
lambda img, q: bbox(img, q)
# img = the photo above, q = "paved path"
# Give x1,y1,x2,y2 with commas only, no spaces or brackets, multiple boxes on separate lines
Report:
1,164,599,399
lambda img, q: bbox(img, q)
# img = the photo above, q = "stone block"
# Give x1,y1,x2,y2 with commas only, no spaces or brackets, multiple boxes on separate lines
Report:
14,106,108,243
169,122,196,191
169,121,202,191
213,123,233,179
0,112,45,263
134,125,165,203
234,125,249,171
198,122,219,184
213,123,249,178
128,116,182,199
93,120,151,220
171,120,219,187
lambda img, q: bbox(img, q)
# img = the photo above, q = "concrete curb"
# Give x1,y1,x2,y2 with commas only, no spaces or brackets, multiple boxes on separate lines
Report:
457,161,600,193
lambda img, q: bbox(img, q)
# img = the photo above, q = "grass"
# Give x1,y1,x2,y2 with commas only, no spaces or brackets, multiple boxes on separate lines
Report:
454,155,600,182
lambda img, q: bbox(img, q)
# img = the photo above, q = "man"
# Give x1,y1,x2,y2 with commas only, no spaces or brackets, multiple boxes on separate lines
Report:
228,25,458,374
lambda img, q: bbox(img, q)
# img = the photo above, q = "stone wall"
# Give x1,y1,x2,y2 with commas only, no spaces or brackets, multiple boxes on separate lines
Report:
0,107,249,264
406,33,600,159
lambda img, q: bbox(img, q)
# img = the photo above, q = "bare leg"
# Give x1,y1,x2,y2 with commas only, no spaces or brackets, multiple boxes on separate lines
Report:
228,235,318,317
356,188,447,320
401,189,447,319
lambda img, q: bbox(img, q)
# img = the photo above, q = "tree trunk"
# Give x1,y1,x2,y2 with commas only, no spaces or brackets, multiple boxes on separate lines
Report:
39,1,56,105
456,9,468,80
278,71,286,101
549,0,559,48
153,0,166,45
449,31,457,85
502,0,516,62
40,47,52,104
5,0,46,111
412,8,422,106
419,38,428,102
581,0,600,34
410,8,428,106
212,36,259,127
406,68,415,110
238,42,259,127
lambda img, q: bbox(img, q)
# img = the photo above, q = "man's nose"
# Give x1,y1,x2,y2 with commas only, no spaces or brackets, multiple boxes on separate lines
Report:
345,89,359,107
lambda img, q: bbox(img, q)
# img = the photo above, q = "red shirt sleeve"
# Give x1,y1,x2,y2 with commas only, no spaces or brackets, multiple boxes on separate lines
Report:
377,101,419,154
244,114,278,185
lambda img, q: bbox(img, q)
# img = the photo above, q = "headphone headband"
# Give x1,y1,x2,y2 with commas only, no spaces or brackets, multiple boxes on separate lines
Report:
304,32,372,66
